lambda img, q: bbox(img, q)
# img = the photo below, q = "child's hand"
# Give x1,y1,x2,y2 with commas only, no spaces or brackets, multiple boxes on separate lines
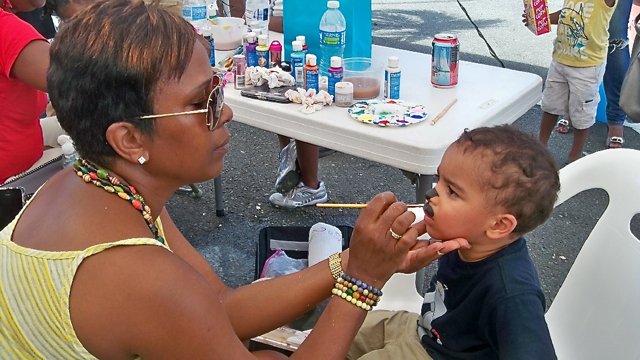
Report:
522,11,529,26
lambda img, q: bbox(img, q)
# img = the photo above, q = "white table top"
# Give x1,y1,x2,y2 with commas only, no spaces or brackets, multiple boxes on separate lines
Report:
221,34,542,175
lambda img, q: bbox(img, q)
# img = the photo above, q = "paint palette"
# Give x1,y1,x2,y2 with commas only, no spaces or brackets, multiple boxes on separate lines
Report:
347,99,428,127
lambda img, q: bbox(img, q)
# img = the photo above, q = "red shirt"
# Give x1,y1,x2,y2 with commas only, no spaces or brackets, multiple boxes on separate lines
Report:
0,10,48,184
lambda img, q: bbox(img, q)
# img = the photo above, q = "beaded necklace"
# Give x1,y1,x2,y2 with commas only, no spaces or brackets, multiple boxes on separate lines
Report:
73,159,165,244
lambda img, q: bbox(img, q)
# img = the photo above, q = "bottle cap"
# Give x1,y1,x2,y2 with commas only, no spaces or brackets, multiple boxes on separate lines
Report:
330,56,342,68
388,56,399,68
292,40,302,51
233,54,245,63
247,32,257,43
335,81,353,94
257,34,268,45
296,35,306,45
327,1,339,9
61,142,76,156
280,61,292,72
201,26,212,38
269,40,282,51
306,54,317,66
57,134,72,146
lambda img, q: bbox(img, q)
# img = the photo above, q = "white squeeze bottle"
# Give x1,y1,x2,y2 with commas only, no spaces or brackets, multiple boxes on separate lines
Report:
319,1,346,77
245,0,270,36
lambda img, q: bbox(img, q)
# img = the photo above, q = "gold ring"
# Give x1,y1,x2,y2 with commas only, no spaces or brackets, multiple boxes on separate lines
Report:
389,229,403,240
436,250,444,256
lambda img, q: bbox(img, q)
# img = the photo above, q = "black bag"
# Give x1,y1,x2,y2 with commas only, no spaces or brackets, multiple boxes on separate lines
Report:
255,225,353,280
0,187,26,230
620,14,640,123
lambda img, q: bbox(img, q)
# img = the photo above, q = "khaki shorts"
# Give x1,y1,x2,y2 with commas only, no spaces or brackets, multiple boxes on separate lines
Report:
347,311,432,360
541,60,606,130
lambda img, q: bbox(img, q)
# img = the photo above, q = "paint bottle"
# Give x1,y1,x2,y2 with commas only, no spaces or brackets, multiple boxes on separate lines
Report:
255,34,270,68
202,26,215,66
334,81,353,108
233,54,246,89
245,32,258,67
269,40,282,68
327,56,343,100
304,54,319,92
290,40,305,88
384,56,401,99
296,35,308,57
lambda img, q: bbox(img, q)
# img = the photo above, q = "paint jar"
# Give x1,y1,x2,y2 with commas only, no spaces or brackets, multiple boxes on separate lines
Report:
334,81,353,107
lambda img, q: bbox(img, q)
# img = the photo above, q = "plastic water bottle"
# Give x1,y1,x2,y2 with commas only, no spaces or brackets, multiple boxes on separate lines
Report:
61,142,80,168
182,0,207,22
319,1,346,77
245,0,270,36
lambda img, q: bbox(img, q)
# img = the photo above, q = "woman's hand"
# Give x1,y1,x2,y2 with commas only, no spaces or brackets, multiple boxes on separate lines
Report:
345,192,426,288
396,237,471,274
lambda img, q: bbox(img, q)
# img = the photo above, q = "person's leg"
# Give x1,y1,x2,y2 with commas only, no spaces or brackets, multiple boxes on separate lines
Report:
540,112,560,146
347,311,432,360
568,128,590,162
295,140,319,189
603,0,633,144
277,135,290,148
540,61,569,146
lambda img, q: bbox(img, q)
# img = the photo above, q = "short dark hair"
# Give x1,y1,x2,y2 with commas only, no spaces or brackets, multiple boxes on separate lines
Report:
453,125,560,235
47,0,196,166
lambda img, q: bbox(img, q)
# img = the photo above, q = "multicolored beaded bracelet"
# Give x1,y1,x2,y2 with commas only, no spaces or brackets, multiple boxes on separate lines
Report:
73,159,165,245
331,273,383,311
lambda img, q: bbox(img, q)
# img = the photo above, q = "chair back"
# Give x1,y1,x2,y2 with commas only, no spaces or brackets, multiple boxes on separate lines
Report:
545,149,640,359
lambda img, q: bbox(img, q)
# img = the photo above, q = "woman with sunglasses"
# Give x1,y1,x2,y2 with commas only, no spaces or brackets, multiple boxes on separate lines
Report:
0,0,465,358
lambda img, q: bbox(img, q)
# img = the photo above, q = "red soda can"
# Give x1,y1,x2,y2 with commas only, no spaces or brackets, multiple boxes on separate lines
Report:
431,34,459,88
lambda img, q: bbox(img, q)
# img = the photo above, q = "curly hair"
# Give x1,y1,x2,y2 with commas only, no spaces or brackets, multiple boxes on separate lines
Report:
453,125,560,235
47,0,196,166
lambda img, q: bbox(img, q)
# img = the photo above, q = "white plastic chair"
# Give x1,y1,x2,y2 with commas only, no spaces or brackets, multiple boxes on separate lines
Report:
377,149,640,360
545,148,640,359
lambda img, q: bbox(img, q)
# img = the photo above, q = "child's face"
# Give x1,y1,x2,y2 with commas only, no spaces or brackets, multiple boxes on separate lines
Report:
422,145,497,242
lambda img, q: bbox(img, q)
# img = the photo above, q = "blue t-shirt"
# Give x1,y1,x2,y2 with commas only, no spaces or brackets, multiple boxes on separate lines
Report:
418,237,556,360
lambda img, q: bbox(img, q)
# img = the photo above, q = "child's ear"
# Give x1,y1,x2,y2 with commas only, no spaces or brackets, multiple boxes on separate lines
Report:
486,214,517,240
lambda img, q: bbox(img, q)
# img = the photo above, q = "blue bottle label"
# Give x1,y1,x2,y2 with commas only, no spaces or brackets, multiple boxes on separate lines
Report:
256,49,269,67
191,5,206,20
305,68,319,91
320,30,345,47
291,55,305,86
327,70,343,97
209,39,215,66
247,50,258,67
385,70,401,99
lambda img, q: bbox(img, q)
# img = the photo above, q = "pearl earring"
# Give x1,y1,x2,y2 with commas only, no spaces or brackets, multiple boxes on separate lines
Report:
138,156,147,165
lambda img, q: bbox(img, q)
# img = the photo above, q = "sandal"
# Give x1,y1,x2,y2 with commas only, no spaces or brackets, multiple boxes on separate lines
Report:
606,136,624,149
555,119,572,134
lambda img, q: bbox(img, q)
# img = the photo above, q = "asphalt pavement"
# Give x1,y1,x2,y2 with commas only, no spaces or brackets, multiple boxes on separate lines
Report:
166,0,640,308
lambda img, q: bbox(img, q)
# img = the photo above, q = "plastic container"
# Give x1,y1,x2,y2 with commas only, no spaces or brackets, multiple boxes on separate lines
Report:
182,0,207,22
61,142,80,168
304,54,319,92
256,34,270,67
209,17,244,50
327,56,343,100
342,58,384,100
334,81,354,107
319,1,346,77
245,32,258,67
296,35,308,57
290,40,305,87
202,26,216,66
233,54,246,89
245,0,270,35
384,56,401,99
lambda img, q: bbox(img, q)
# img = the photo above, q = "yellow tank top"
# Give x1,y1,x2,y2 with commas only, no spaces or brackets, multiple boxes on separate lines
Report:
552,0,616,67
0,198,171,359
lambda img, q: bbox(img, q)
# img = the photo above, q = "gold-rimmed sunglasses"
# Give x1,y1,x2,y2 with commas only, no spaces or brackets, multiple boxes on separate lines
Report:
138,73,225,131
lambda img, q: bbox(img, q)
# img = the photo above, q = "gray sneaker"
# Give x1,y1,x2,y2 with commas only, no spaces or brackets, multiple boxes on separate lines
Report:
269,181,328,209
274,141,301,194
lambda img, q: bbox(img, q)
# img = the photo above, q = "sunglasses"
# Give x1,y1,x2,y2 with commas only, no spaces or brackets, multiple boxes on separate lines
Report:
138,73,225,131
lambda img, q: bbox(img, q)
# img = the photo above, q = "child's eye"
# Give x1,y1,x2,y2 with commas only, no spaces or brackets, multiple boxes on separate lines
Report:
447,186,458,197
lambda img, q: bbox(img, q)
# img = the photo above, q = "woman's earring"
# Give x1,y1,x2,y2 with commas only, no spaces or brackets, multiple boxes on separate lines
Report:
138,156,147,165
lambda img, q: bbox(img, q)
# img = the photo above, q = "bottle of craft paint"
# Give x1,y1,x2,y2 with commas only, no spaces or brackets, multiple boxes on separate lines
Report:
327,56,343,100
245,32,258,67
304,54,319,92
269,40,282,68
384,56,401,99
290,40,305,87
255,34,270,68
202,26,215,66
296,35,308,57
233,54,246,89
